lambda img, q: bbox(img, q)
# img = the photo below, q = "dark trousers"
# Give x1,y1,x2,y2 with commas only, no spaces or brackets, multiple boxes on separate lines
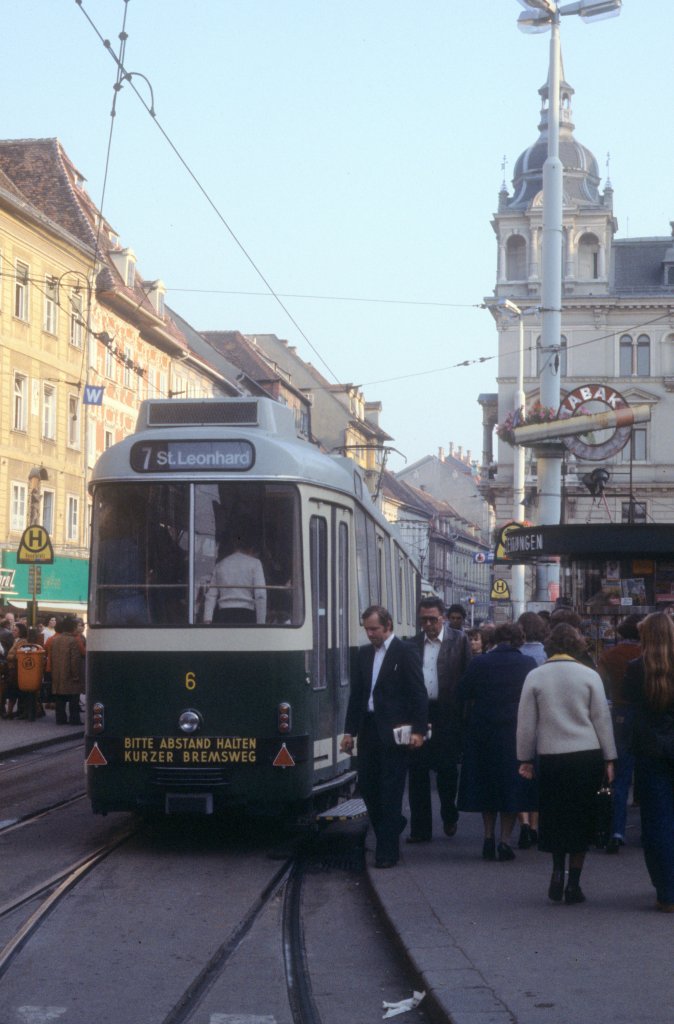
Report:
636,755,674,904
408,705,459,839
357,713,408,864
55,694,81,725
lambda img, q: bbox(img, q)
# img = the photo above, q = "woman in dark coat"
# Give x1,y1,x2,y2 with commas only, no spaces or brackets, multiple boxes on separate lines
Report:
458,622,538,861
624,612,674,911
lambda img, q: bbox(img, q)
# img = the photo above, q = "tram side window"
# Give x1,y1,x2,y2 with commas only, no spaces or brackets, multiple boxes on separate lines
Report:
310,515,328,689
337,521,349,685
384,538,394,623
396,548,405,625
366,517,380,602
194,482,302,626
354,507,369,615
91,483,189,626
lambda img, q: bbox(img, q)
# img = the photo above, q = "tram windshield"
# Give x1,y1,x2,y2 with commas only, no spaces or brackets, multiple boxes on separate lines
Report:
90,482,302,627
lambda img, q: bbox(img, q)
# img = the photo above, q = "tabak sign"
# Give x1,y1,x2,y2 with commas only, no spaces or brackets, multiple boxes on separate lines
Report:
557,385,631,461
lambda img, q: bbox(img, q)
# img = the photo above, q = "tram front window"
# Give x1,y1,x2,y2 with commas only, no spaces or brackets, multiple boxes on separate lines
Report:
91,484,189,626
90,482,302,627
194,482,302,626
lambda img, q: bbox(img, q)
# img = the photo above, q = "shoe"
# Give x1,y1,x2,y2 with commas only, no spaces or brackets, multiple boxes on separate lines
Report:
656,900,674,912
548,875,564,902
443,822,458,837
406,835,431,844
564,885,586,905
605,836,624,854
482,837,496,861
497,842,516,862
374,859,398,869
518,825,533,849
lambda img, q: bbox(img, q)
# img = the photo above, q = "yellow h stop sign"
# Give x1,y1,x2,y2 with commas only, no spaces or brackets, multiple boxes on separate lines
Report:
491,578,511,601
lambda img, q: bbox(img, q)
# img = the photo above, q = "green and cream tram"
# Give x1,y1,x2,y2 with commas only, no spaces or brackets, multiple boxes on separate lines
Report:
85,397,420,817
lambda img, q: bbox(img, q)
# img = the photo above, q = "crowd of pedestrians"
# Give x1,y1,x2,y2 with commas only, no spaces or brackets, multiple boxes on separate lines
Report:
343,598,674,914
0,609,85,725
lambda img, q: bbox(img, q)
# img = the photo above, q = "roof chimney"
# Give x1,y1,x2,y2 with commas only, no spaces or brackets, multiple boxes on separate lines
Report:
438,447,445,462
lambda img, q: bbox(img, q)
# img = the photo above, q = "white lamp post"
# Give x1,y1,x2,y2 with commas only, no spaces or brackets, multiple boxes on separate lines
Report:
516,0,621,603
498,299,536,618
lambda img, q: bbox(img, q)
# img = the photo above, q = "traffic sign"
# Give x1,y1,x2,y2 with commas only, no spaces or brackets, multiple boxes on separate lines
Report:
491,578,511,601
17,525,54,564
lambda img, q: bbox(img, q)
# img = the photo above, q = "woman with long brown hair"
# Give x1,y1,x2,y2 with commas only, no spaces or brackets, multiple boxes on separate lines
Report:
624,612,674,911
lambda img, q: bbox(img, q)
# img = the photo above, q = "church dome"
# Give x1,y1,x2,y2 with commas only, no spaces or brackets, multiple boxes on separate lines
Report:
507,76,602,211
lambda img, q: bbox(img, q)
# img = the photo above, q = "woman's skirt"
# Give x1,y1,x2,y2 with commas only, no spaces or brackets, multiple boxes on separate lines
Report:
538,749,605,854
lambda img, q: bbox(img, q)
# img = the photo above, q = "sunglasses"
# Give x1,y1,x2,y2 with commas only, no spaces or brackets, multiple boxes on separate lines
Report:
420,616,442,623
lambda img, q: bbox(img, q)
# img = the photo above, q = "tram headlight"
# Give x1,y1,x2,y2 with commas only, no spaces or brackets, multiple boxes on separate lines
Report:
178,709,203,734
277,702,291,734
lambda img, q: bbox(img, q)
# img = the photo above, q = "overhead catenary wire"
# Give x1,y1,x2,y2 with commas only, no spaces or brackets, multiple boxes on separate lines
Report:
62,2,674,410
73,0,342,388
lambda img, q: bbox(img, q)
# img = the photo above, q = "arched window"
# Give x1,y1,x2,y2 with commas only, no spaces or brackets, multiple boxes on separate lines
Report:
578,232,600,280
536,336,567,377
620,334,650,376
506,235,526,281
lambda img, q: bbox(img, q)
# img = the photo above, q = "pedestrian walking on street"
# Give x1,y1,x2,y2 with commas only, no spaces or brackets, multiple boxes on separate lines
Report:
517,623,616,905
597,613,642,853
407,598,472,843
457,622,538,863
624,613,674,912
49,614,83,725
340,605,428,869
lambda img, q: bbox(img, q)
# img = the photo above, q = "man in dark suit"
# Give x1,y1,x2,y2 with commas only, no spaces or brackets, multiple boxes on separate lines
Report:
340,605,428,868
407,597,472,842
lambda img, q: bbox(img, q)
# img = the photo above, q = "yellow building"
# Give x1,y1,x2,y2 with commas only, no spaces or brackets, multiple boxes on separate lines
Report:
0,139,229,614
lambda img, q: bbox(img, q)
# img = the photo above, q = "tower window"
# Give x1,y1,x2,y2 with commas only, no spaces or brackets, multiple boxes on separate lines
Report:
506,236,526,281
578,233,600,280
619,334,650,377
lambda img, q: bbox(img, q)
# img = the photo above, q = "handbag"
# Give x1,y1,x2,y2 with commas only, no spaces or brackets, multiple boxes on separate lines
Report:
594,783,613,849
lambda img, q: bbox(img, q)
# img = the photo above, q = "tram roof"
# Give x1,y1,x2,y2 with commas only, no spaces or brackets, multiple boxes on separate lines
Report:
90,397,386,518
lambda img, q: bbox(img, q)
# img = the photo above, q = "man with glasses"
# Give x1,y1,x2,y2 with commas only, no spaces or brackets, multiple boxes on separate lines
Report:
407,597,472,843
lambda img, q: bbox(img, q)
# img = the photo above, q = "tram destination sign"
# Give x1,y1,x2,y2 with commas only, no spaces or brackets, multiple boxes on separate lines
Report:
130,439,255,473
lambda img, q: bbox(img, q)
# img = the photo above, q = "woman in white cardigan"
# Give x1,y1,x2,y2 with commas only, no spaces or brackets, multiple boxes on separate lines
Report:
517,623,617,905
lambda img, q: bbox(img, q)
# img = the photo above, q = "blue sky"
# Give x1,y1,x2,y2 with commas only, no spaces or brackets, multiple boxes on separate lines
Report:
4,1,673,472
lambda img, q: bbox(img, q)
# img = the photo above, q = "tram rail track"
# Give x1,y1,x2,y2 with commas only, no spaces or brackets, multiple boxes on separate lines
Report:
0,805,369,1024
0,790,87,835
160,849,324,1024
0,824,138,980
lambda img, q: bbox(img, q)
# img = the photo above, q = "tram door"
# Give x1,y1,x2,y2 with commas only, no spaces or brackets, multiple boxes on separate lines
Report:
309,505,351,774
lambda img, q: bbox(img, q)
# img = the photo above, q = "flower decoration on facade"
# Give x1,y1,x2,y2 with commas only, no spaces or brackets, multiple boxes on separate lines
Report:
496,400,558,447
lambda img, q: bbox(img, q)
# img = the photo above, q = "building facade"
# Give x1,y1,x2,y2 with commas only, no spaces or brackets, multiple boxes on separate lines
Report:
0,138,230,614
479,71,674,603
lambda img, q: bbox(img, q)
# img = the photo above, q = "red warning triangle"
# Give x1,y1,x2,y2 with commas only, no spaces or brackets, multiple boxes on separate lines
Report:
272,743,296,768
85,742,108,767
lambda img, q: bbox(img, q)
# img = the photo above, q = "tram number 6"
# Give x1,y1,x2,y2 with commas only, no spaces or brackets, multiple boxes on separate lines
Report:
185,672,197,691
